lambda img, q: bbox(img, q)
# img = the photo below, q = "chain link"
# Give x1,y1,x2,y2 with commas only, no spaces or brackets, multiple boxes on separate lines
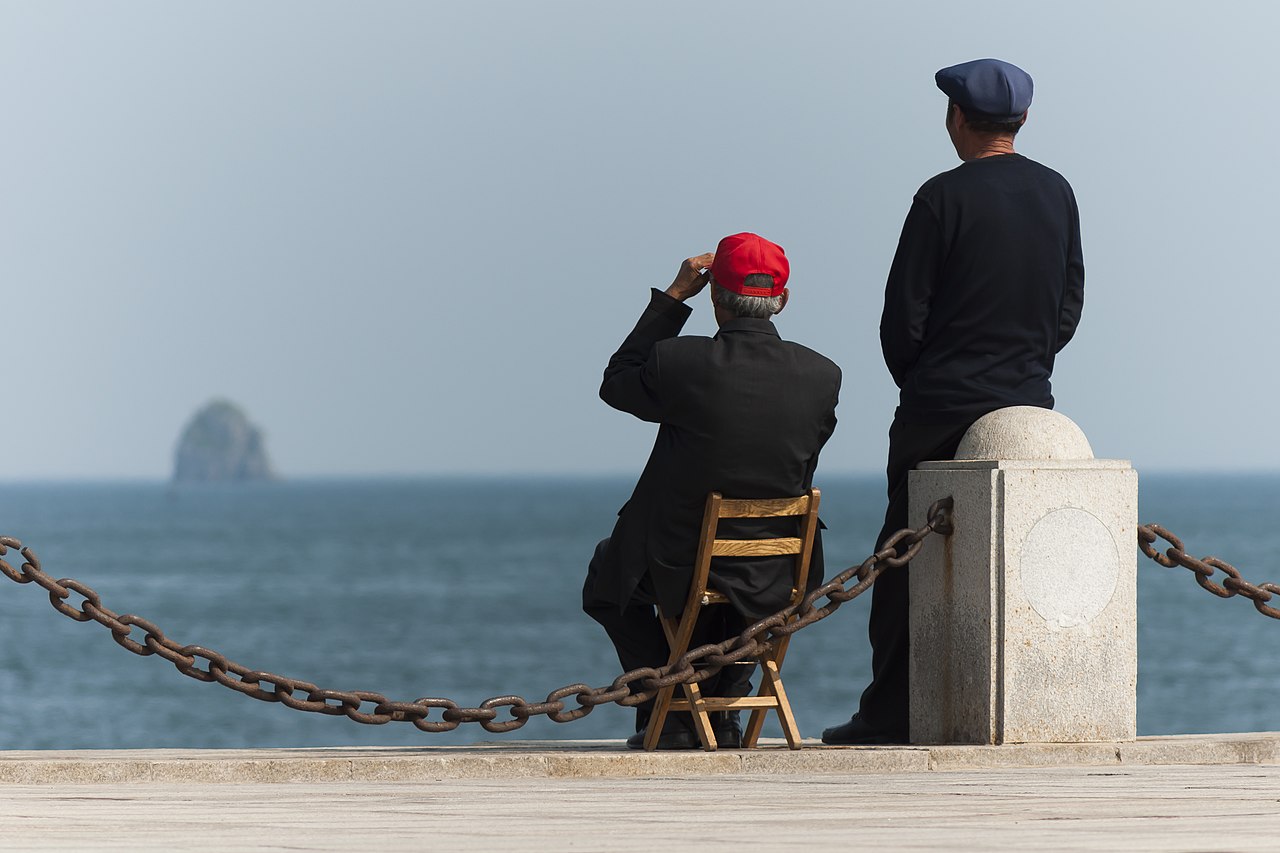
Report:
1138,524,1280,619
0,499,954,732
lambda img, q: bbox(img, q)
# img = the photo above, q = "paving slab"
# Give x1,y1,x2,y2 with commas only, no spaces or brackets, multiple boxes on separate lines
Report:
0,731,1276,784
2,763,1280,852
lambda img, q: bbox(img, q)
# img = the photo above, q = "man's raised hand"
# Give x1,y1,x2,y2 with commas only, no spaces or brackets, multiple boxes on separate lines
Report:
665,252,715,302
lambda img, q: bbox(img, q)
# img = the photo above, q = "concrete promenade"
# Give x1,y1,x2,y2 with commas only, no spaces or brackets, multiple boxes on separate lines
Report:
2,734,1279,851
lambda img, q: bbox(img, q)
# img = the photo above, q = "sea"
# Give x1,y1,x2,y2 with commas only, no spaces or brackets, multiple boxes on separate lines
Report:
0,473,1275,751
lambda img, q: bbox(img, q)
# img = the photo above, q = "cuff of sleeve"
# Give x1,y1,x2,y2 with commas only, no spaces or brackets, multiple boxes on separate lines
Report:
649,287,693,318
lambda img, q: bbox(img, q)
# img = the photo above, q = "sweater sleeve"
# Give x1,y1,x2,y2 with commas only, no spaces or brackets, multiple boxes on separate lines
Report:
1056,191,1085,352
599,288,692,423
880,196,944,388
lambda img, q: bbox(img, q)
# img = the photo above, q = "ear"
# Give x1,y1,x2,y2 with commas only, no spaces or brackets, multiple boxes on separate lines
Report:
775,288,790,314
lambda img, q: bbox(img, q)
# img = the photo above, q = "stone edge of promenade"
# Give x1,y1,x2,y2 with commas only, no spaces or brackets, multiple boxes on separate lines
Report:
0,733,1276,784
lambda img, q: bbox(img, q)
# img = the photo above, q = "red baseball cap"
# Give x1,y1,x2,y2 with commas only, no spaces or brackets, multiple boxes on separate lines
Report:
710,232,790,298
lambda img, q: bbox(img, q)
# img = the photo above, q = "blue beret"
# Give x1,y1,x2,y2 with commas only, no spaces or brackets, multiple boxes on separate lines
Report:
935,58,1033,122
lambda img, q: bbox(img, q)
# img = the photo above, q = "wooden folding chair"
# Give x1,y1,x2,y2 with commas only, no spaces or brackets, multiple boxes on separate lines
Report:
644,488,821,751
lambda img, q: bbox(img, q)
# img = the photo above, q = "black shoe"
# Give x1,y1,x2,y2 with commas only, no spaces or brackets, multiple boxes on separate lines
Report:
625,716,743,750
713,718,742,749
820,714,907,745
626,727,701,750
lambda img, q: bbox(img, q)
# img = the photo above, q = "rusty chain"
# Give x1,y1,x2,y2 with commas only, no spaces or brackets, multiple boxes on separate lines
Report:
1138,523,1280,620
0,497,954,733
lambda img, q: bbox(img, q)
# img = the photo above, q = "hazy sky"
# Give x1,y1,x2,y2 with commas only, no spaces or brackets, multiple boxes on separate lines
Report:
4,1,1278,479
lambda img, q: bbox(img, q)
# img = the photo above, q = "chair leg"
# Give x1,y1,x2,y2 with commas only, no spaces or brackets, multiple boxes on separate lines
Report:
743,678,772,749
761,658,801,749
770,633,793,671
767,633,801,749
643,683,678,751
742,635,801,750
646,611,703,751
682,681,717,751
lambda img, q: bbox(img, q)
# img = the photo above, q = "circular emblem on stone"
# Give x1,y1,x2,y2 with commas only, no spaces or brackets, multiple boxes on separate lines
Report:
1019,508,1119,628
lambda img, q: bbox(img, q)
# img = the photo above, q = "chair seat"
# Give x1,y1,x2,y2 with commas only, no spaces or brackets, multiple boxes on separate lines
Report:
700,587,799,607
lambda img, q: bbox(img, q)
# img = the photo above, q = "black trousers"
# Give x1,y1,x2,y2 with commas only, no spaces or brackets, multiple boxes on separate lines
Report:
582,538,752,733
855,414,975,734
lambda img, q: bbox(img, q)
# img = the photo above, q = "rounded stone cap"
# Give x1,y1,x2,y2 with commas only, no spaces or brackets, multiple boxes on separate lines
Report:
955,406,1094,461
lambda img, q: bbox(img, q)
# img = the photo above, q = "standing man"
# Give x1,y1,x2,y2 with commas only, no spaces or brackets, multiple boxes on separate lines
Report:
823,58,1085,745
583,233,841,750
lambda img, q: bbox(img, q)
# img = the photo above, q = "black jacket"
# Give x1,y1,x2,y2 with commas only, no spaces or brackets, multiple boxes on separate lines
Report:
881,153,1084,421
593,289,841,618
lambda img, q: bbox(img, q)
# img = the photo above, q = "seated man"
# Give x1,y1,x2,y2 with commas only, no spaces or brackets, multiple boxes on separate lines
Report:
582,232,841,749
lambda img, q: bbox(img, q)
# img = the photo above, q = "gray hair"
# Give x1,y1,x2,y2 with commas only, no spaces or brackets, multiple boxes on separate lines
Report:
949,100,1025,135
713,274,784,319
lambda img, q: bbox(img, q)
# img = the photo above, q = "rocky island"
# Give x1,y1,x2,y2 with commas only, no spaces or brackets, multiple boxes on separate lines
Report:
172,399,274,483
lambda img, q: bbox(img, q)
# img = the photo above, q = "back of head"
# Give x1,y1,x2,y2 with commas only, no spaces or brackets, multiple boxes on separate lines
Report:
714,276,784,319
936,58,1033,134
709,233,789,319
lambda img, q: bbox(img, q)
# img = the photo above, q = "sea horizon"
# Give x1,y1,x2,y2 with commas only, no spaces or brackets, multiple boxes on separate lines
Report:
7,466,1280,485
1,473,1275,750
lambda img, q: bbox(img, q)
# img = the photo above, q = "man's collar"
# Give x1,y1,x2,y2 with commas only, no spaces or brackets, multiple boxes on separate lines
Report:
715,317,780,338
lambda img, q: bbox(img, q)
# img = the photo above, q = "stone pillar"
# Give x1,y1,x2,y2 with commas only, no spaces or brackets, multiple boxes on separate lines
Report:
907,407,1137,745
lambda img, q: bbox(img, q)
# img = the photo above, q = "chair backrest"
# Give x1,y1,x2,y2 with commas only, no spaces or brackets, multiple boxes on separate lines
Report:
685,488,822,613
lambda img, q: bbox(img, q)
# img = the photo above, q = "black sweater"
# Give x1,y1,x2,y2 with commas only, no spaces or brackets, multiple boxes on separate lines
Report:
880,153,1084,421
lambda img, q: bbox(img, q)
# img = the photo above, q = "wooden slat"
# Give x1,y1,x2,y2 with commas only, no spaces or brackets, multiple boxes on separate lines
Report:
668,696,785,710
716,496,809,518
711,537,803,557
